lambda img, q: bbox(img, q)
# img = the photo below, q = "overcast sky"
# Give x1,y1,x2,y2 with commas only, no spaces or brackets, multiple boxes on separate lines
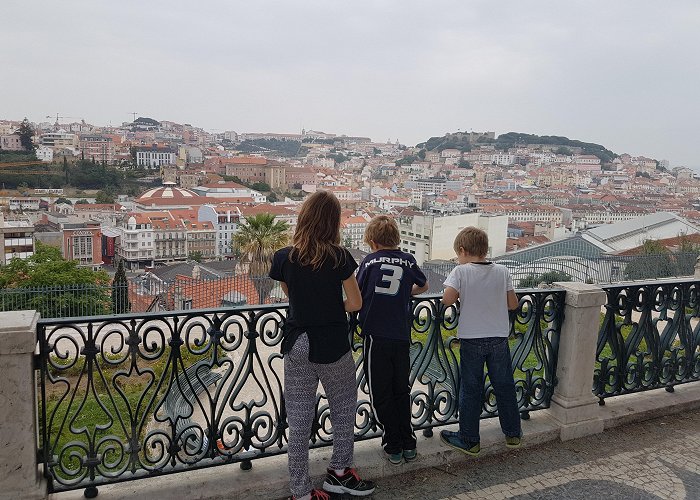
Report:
2,1,699,167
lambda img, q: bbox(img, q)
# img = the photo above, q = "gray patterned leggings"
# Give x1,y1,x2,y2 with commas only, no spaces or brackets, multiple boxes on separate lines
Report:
284,334,357,498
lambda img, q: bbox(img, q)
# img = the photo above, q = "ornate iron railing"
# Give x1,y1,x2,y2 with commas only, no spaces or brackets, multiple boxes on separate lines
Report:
594,279,700,402
36,290,565,495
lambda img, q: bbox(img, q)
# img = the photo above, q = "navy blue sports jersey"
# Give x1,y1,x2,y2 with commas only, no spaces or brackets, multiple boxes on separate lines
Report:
356,249,427,341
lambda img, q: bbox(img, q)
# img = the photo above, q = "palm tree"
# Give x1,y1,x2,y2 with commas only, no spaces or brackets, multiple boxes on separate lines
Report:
232,213,289,304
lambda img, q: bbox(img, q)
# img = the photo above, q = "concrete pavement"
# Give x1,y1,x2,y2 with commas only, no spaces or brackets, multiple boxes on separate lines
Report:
371,409,700,500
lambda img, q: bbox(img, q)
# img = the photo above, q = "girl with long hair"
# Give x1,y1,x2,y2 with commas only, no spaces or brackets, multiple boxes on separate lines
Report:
269,190,375,500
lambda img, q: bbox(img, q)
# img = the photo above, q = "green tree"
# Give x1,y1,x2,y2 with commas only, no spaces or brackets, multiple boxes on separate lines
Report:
458,159,471,169
417,149,426,160
232,213,289,303
111,259,131,314
250,181,272,192
95,190,116,204
76,199,89,204
0,242,111,317
267,192,279,202
62,156,69,183
624,239,697,280
555,146,572,155
17,118,35,152
55,197,72,205
189,251,203,263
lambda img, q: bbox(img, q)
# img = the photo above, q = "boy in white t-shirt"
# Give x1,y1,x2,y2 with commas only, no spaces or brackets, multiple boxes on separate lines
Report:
439,227,522,455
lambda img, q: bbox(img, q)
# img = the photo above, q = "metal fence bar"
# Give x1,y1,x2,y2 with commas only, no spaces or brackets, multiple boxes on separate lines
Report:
594,278,700,401
36,289,565,494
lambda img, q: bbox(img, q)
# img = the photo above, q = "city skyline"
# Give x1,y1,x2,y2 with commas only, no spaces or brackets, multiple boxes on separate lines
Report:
2,1,699,167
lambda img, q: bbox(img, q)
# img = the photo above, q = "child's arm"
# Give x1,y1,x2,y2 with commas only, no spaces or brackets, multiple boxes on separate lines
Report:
342,275,363,312
412,282,429,295
442,286,459,306
280,282,289,297
507,289,518,310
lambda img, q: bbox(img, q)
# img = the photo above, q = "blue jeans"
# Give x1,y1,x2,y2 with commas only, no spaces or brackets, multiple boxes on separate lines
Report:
458,337,522,443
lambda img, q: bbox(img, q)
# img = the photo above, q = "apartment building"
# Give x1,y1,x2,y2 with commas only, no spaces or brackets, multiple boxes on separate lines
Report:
79,135,115,164
136,147,177,168
197,205,241,258
116,213,155,270
397,212,508,265
0,215,34,265
150,215,188,264
40,131,79,149
183,220,216,260
341,213,371,251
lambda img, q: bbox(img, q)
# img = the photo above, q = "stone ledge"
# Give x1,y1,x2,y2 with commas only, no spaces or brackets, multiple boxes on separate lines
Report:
598,381,700,429
0,310,39,355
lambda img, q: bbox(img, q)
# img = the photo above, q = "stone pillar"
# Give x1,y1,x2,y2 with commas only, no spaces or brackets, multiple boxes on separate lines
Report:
0,310,47,499
547,282,606,441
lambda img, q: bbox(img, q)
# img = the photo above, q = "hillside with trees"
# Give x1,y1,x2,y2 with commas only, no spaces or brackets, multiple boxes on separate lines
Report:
417,131,618,164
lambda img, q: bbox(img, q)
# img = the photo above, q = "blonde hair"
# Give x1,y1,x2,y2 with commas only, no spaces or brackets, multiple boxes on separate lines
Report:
290,190,343,270
453,227,488,257
364,215,400,248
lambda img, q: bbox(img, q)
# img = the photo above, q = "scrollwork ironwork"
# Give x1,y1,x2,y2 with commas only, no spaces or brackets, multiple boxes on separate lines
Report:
594,279,700,400
37,291,564,493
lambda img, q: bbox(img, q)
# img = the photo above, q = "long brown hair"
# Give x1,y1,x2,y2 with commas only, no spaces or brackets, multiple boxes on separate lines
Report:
290,190,343,270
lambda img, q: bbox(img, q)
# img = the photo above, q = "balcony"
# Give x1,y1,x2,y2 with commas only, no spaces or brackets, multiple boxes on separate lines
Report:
0,279,699,499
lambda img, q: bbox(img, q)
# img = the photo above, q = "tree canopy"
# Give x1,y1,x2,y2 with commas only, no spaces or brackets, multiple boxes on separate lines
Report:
232,213,289,303
624,239,699,280
0,242,112,318
17,118,36,152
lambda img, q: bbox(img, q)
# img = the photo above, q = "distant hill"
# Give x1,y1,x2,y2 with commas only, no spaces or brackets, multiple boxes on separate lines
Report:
417,131,618,164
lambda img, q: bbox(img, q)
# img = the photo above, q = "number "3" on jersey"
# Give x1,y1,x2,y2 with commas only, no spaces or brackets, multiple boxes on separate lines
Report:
374,264,404,296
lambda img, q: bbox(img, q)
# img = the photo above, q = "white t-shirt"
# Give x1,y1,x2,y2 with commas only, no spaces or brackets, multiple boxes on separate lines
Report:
443,262,513,339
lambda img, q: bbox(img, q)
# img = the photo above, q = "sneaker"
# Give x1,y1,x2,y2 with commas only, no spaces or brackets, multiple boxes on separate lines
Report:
505,436,521,449
293,489,330,500
402,448,417,462
322,467,376,496
386,450,403,465
440,430,480,456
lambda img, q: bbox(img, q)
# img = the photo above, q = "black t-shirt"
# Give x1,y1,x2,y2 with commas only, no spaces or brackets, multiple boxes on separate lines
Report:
356,249,427,341
269,246,358,363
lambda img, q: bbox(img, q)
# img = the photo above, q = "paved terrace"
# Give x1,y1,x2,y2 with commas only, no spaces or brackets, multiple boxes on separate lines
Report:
51,383,700,499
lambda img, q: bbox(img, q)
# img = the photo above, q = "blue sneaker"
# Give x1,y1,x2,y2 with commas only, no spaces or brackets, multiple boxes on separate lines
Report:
385,450,403,465
402,448,417,461
440,430,480,456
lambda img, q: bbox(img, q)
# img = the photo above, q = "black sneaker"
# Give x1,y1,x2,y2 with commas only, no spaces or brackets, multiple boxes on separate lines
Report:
322,467,376,496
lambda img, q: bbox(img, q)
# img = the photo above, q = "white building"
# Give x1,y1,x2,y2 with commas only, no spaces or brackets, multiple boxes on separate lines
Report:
136,148,177,168
397,212,508,265
197,205,241,257
115,213,155,270
35,145,54,162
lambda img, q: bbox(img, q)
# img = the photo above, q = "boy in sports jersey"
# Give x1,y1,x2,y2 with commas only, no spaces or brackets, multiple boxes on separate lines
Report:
357,215,428,465
439,227,522,456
